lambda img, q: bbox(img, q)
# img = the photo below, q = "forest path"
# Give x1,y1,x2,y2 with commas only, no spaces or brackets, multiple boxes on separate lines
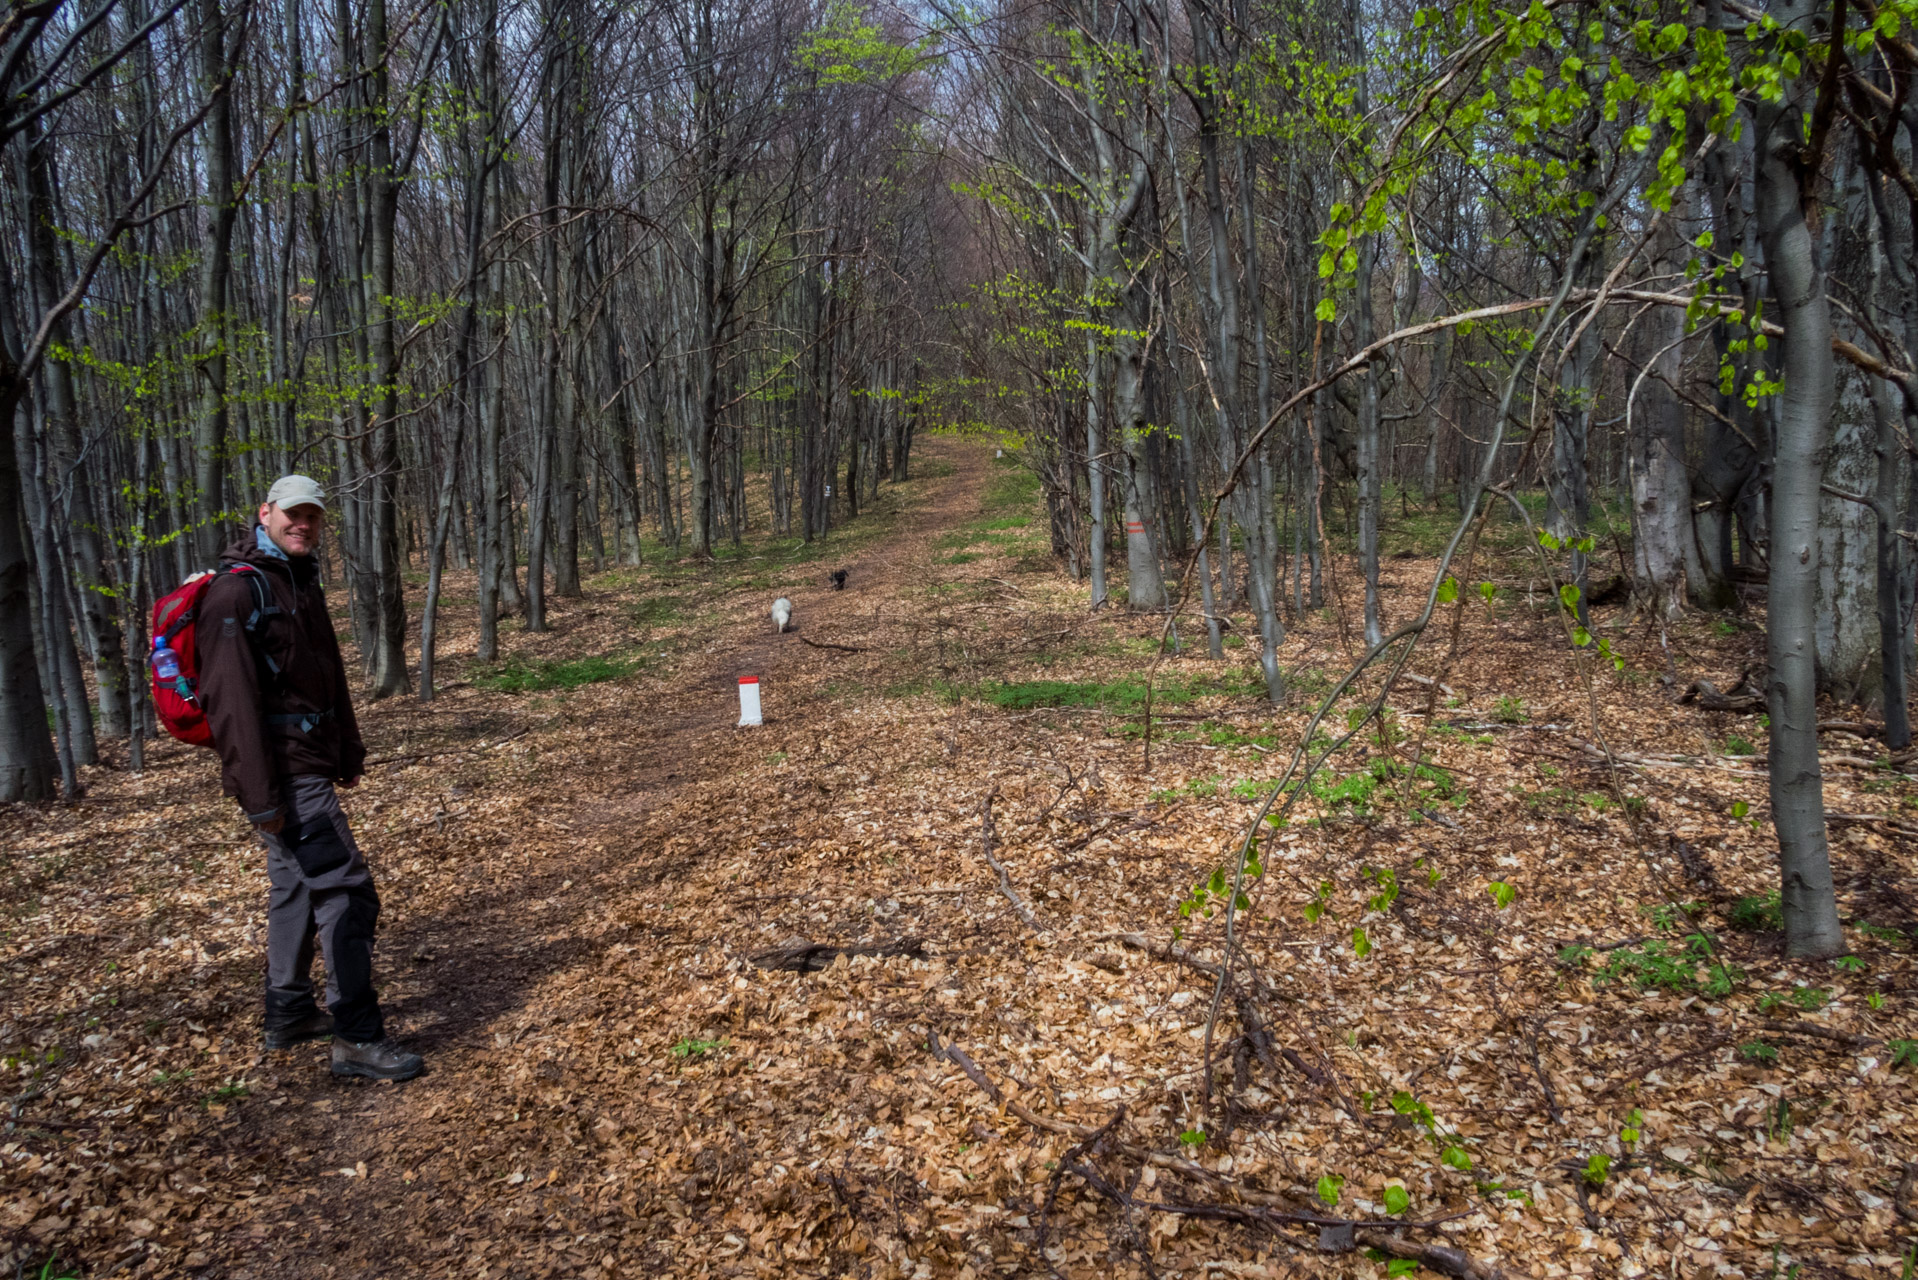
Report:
13,437,1912,1280
204,437,998,1280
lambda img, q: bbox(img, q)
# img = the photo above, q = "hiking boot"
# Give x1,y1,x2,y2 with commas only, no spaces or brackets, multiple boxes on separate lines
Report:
263,1009,335,1050
330,1037,425,1082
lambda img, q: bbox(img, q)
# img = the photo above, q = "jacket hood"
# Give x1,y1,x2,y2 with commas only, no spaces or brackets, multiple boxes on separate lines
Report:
221,527,318,581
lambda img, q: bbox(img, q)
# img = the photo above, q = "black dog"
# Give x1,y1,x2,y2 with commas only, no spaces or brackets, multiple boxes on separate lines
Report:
829,569,848,591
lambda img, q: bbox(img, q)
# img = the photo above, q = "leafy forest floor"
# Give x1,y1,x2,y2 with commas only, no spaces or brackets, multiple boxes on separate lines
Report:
3,439,1917,1280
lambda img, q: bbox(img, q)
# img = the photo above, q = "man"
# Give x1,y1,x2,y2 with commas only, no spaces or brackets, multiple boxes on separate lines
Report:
197,475,423,1082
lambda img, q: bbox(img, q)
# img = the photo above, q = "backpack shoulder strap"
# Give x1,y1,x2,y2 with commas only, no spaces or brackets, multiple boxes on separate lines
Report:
219,563,285,678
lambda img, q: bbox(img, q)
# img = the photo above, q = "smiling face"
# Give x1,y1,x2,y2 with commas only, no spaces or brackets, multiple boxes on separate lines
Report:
259,501,326,557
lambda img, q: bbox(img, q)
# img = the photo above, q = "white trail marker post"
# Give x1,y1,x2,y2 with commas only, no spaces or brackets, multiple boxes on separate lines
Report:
738,676,763,727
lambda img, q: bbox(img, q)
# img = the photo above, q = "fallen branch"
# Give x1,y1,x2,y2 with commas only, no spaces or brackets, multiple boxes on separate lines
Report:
1399,671,1458,697
1826,811,1918,837
798,635,869,654
979,787,1043,934
1527,1021,1565,1124
1752,1019,1883,1050
364,727,530,767
1108,931,1229,979
1598,1033,1733,1097
1678,679,1763,712
925,1032,1505,1278
749,936,924,972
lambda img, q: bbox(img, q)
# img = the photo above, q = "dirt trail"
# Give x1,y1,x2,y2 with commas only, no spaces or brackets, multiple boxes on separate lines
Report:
201,439,994,1279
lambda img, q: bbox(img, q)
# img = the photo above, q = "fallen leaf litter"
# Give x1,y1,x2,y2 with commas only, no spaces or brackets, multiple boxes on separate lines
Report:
2,439,1914,1278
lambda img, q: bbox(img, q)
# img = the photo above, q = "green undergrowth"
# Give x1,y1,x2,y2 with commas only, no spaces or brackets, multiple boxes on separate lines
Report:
474,651,648,694
628,594,687,626
1728,891,1783,932
1303,756,1460,817
1164,720,1282,749
982,454,1040,517
980,671,1264,713
1149,755,1462,816
1150,774,1273,804
1559,932,1742,998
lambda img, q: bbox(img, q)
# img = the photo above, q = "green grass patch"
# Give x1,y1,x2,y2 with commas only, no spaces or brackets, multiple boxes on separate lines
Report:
982,678,1185,713
1729,891,1783,932
981,670,1263,715
1149,774,1276,804
629,594,687,626
983,455,1041,514
883,677,965,703
1574,934,1739,996
1166,721,1282,750
474,652,645,693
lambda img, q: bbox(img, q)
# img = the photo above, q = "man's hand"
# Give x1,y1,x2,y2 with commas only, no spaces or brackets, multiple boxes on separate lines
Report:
340,775,361,789
255,815,285,836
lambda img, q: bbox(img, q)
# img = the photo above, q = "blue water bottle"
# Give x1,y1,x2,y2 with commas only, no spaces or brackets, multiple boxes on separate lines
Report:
152,637,180,682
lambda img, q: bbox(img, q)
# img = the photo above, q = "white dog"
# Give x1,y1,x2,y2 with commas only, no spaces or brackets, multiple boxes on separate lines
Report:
771,597,793,633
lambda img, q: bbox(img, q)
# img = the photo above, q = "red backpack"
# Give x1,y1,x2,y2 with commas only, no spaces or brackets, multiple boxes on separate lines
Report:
149,564,280,747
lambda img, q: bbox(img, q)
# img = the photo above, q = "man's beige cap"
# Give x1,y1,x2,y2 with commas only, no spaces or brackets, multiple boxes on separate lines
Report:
265,474,327,512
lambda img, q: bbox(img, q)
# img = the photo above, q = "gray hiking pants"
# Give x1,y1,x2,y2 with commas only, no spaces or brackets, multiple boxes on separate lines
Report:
257,775,384,1042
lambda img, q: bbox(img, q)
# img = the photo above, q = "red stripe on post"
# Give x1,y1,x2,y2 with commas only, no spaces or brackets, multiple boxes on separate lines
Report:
739,676,759,685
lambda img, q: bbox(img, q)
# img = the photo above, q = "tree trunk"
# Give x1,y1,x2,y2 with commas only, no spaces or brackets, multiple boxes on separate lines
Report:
192,0,239,562
1815,362,1879,701
1630,267,1694,620
363,0,410,695
1354,229,1384,648
1084,333,1108,607
0,379,58,801
1754,59,1845,957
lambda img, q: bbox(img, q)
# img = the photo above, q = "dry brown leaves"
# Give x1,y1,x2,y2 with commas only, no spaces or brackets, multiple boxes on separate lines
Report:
2,440,1914,1279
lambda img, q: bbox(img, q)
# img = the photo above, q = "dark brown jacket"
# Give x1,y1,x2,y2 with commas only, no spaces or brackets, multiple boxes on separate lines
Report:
196,530,365,822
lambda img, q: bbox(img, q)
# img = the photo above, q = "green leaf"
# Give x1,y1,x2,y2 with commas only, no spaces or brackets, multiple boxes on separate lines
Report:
1316,298,1337,323
1387,1260,1420,1278
1353,926,1373,959
1584,1152,1611,1184
1441,1145,1472,1171
1436,577,1459,604
1317,1173,1345,1206
1383,1184,1411,1215
1179,1127,1208,1146
1488,881,1516,910
1559,583,1582,609
1478,581,1497,603
1572,626,1592,647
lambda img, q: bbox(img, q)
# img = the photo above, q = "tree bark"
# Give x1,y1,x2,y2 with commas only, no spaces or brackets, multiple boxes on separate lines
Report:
1754,44,1846,957
192,0,240,562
